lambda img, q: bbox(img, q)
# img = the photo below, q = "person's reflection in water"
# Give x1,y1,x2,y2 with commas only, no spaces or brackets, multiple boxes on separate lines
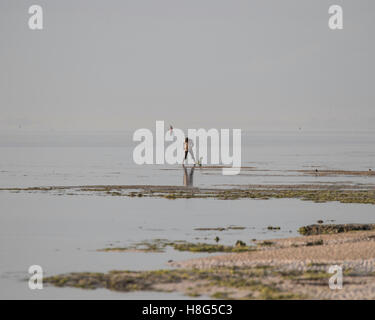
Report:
183,166,195,187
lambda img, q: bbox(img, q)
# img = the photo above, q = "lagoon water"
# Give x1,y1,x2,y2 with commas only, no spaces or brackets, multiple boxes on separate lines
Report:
0,130,374,299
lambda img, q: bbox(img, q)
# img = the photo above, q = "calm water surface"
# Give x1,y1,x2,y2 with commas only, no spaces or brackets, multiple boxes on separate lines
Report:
0,131,374,299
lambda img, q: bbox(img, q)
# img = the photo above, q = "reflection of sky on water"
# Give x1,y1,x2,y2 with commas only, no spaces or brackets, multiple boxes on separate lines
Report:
0,131,374,188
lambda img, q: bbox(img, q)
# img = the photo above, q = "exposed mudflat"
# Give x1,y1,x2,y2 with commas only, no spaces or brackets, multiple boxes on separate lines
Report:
45,229,375,300
1,183,375,204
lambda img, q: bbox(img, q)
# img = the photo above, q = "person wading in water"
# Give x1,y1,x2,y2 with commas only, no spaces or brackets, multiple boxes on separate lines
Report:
182,137,196,166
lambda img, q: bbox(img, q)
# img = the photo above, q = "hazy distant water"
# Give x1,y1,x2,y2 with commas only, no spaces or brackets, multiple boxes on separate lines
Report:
0,131,374,187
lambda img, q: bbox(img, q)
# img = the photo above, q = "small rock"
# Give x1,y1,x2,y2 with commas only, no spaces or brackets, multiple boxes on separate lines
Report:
235,240,246,247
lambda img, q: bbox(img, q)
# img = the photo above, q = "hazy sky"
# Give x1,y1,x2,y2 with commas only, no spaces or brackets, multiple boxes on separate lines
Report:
0,0,374,131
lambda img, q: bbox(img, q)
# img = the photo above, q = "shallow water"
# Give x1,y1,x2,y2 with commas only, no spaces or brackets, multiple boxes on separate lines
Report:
0,131,374,188
1,192,374,299
0,131,374,299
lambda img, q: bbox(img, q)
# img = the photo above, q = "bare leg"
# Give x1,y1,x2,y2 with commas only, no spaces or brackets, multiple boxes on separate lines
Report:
188,149,196,164
183,151,188,165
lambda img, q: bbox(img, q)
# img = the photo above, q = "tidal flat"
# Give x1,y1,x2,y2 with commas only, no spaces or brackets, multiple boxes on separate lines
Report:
45,228,375,300
1,131,374,299
2,183,375,204
1,182,375,299
98,239,256,253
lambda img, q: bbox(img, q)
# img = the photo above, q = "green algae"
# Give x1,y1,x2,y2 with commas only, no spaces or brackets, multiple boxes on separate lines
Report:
44,266,311,300
172,242,255,253
45,260,374,299
267,226,281,230
98,239,255,253
298,224,375,236
3,185,375,205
